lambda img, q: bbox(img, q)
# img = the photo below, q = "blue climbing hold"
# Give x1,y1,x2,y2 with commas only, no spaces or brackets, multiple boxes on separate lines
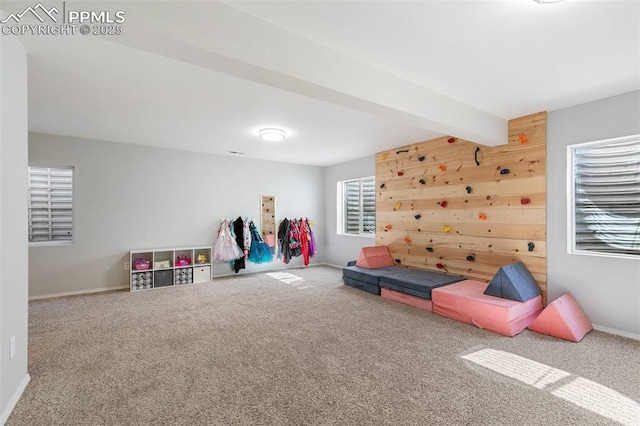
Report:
500,168,510,175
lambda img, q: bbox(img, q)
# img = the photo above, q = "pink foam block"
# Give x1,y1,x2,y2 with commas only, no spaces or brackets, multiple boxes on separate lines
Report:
528,293,592,342
432,280,543,337
356,246,395,269
381,288,433,312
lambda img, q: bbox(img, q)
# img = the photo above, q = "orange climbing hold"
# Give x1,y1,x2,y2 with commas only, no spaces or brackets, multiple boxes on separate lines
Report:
404,236,412,244
439,165,447,172
518,134,528,144
479,213,488,220
384,224,393,232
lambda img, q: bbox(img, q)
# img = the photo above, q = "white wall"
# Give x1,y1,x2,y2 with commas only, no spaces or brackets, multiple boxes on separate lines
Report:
0,32,30,423
28,133,325,297
323,156,376,266
547,90,640,339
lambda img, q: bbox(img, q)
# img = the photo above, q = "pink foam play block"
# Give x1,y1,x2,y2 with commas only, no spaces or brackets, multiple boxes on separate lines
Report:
432,280,543,337
528,293,592,342
381,287,433,312
356,246,395,269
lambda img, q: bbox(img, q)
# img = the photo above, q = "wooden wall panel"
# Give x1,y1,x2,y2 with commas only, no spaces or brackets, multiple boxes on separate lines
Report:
375,112,547,301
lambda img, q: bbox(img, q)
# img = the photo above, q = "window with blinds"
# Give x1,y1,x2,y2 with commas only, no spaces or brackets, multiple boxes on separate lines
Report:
569,134,639,258
339,177,375,236
28,166,74,244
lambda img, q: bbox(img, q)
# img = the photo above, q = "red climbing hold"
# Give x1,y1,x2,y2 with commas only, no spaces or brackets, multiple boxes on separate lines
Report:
436,263,445,269
521,197,531,205
398,171,404,176
440,200,448,208
448,137,456,144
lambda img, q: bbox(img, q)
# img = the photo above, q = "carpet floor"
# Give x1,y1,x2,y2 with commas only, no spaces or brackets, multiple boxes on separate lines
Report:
7,266,640,425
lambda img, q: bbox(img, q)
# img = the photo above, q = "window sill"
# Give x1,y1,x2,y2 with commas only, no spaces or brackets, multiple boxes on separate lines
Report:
337,233,376,239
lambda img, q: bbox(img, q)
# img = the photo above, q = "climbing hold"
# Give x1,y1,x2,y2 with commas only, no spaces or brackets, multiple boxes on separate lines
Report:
394,259,402,264
418,155,426,162
404,237,412,244
447,137,456,144
443,226,452,233
465,186,472,194
419,179,426,185
414,214,422,220
518,134,528,144
380,183,386,189
436,263,445,269
384,224,393,232
528,242,535,252
500,168,510,175
440,200,448,208
479,213,488,220
474,147,481,166
394,202,402,210
439,165,447,172
521,197,531,205
396,149,409,154
466,255,475,261
397,171,404,176
426,247,434,252
380,153,387,160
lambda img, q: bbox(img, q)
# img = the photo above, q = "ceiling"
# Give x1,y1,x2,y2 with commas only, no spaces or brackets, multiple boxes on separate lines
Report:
3,0,639,166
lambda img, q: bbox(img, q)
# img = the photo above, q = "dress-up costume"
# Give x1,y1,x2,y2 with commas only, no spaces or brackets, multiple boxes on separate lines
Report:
232,217,246,273
213,219,243,262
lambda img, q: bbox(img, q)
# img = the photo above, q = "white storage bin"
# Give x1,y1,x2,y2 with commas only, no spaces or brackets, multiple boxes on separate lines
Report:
193,266,211,283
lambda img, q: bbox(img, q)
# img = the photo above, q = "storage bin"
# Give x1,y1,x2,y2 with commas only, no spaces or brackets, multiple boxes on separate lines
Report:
154,270,174,288
193,266,211,283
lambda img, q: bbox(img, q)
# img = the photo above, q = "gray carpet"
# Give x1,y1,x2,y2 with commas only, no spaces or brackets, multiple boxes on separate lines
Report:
8,266,640,425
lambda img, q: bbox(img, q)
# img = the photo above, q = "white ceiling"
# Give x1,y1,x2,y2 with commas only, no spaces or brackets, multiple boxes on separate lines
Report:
4,0,639,166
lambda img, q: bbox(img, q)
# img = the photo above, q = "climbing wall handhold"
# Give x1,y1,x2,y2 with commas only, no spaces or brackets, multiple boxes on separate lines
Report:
465,186,472,194
380,153,387,160
397,171,404,176
448,137,456,144
396,149,409,154
528,242,535,252
404,237,412,244
384,224,393,232
379,183,386,189
394,202,402,210
414,214,422,220
426,247,434,252
500,168,510,175
479,213,488,220
394,259,402,264
521,197,531,205
474,147,481,166
436,263,445,269
419,179,426,185
418,155,426,162
518,134,528,144
443,226,452,232
440,200,448,208
439,165,447,172
466,255,475,261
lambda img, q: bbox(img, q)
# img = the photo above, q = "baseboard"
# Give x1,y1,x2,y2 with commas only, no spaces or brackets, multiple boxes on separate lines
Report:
29,286,129,301
320,262,344,269
592,324,640,341
0,374,30,425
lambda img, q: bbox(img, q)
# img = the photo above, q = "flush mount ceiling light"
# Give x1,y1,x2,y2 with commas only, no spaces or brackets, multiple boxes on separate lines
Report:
259,128,286,142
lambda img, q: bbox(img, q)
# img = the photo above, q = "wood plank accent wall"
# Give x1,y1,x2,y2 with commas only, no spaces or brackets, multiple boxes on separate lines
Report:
375,112,547,302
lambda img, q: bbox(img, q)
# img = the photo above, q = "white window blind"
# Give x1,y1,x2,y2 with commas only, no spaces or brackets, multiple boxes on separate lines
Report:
341,177,375,236
570,135,640,258
28,166,74,243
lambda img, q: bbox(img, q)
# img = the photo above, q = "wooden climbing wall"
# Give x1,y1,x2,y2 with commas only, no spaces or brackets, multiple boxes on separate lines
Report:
376,112,547,302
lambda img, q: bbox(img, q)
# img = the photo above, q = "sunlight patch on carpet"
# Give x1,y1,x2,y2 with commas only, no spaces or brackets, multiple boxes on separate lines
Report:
266,272,314,289
462,348,640,426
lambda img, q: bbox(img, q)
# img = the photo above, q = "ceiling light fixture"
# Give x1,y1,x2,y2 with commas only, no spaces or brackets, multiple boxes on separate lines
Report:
259,128,286,142
532,0,566,4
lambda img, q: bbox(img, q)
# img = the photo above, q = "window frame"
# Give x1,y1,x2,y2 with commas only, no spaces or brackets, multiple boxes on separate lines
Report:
337,176,376,238
28,164,75,246
567,134,640,260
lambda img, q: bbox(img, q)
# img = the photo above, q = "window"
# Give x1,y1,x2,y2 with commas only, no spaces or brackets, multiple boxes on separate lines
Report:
28,166,74,244
569,134,639,258
338,177,375,236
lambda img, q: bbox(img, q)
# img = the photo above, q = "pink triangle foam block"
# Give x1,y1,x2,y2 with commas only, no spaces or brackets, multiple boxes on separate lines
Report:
528,293,593,342
356,246,395,269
